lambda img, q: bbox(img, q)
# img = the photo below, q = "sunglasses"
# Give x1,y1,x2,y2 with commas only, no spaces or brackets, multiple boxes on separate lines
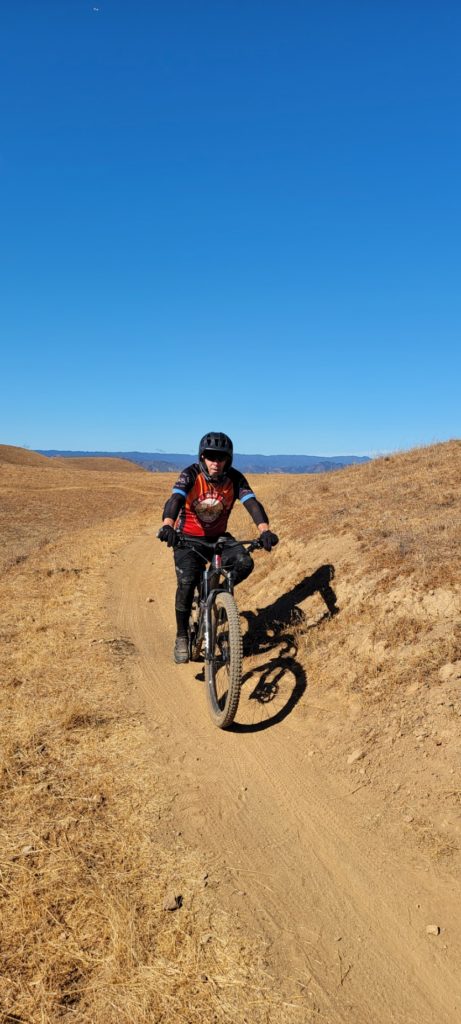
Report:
203,451,226,461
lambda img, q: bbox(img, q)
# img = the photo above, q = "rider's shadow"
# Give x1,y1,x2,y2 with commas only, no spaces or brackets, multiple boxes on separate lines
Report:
231,564,339,733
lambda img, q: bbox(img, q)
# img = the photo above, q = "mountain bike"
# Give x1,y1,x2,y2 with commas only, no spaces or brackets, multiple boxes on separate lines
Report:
176,534,264,729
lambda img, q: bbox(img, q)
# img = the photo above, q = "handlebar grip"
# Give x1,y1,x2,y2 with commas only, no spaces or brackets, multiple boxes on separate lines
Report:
157,527,182,546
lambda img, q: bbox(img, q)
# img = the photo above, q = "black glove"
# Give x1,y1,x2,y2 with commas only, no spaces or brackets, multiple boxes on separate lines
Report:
158,525,178,548
260,530,279,551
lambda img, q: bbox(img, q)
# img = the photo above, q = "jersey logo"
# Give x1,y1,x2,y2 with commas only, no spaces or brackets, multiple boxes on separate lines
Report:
192,494,225,524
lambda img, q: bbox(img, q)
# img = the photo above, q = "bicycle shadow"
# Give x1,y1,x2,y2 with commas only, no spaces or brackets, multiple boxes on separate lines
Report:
230,564,339,733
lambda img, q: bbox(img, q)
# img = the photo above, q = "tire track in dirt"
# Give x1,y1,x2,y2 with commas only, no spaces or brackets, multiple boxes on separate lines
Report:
110,533,461,1023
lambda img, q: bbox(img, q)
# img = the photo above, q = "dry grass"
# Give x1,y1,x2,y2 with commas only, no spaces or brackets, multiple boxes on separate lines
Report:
1,440,460,1020
271,440,461,588
0,454,155,572
0,449,302,1024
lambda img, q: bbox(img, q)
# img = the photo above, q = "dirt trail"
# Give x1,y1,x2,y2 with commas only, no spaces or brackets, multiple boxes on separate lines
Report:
111,531,461,1023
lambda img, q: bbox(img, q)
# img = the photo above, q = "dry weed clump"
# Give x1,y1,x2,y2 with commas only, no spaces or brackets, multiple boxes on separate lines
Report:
0,453,302,1024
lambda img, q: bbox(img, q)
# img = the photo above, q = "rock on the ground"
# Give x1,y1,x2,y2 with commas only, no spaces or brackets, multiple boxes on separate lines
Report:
163,893,182,911
347,748,365,765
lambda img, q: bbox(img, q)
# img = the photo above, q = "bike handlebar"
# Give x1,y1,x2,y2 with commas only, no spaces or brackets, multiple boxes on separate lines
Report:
156,529,264,553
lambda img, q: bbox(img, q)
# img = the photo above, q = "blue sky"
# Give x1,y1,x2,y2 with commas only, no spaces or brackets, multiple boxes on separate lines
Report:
1,0,460,456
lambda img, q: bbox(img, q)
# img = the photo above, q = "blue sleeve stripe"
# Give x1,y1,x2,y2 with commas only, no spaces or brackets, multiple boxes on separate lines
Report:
241,492,255,503
172,488,187,497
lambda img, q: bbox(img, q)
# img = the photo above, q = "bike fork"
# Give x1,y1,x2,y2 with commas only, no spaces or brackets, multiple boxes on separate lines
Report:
201,552,233,663
203,594,215,663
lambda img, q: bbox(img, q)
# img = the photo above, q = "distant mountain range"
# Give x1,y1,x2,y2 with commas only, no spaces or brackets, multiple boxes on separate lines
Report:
38,450,370,474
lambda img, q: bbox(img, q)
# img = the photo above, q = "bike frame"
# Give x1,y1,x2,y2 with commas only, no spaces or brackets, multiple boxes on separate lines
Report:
200,549,232,663
178,535,262,663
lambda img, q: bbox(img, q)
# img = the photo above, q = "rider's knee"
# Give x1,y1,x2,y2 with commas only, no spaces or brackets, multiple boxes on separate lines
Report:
175,569,197,611
175,564,196,587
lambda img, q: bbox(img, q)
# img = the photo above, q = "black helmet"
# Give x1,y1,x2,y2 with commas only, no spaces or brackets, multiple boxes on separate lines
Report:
198,431,233,482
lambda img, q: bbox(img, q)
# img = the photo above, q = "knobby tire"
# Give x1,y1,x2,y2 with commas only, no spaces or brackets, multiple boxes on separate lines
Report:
206,591,242,729
188,590,202,661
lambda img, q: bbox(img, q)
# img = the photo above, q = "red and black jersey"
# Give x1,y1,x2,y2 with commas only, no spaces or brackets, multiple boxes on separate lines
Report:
163,464,267,538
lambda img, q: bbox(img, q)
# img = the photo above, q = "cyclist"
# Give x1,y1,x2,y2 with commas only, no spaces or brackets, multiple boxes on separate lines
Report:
158,431,279,663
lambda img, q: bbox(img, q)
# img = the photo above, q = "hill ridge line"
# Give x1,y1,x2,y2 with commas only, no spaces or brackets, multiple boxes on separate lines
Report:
36,448,371,474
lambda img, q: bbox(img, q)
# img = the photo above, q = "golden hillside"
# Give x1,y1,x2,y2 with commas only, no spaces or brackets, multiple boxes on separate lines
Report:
0,444,52,466
0,444,144,472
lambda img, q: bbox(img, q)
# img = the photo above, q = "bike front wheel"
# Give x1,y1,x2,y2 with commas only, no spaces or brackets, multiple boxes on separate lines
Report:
205,591,242,729
188,590,202,661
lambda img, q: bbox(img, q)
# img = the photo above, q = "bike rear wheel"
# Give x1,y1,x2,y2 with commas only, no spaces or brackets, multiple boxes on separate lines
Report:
205,591,242,729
